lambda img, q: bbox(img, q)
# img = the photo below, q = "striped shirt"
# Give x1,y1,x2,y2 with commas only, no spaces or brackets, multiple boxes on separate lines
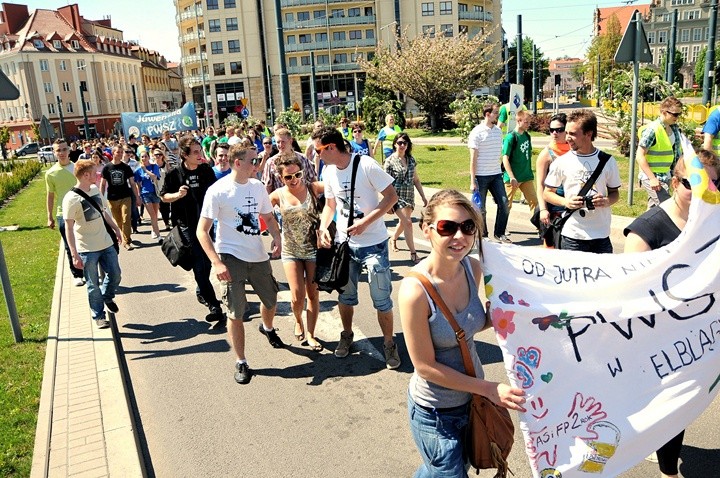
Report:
468,122,503,176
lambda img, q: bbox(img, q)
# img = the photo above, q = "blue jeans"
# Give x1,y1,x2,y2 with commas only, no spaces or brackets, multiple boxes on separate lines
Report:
408,393,470,477
474,174,509,237
338,239,393,312
79,246,121,320
57,216,84,279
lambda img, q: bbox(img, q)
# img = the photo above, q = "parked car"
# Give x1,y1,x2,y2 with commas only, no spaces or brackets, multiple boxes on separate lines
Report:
15,142,39,157
38,145,55,163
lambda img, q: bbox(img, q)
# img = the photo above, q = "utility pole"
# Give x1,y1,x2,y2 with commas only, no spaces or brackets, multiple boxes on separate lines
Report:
79,81,90,139
597,54,602,107
703,0,718,106
57,95,65,138
194,2,210,127
516,15,523,84
667,9,678,84
532,46,537,114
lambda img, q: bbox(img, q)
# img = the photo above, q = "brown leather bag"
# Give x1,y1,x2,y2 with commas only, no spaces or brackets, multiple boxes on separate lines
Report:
408,271,515,477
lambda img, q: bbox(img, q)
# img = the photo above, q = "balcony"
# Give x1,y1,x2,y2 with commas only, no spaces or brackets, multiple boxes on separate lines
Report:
284,14,376,30
281,0,346,6
285,38,376,53
179,31,205,44
181,53,207,66
458,11,493,22
182,74,207,87
287,61,361,75
176,7,202,24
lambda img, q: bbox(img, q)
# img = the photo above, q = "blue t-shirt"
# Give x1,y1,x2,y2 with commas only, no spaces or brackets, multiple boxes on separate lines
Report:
133,164,160,195
702,108,720,136
213,166,231,180
350,139,370,156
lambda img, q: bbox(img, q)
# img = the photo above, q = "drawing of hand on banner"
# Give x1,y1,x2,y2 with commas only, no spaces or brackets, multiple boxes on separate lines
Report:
482,135,720,477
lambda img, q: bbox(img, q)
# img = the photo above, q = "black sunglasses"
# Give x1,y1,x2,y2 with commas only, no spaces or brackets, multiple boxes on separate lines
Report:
282,171,304,181
396,141,408,146
430,219,477,237
124,150,133,154
665,111,682,118
549,127,565,133
263,142,271,145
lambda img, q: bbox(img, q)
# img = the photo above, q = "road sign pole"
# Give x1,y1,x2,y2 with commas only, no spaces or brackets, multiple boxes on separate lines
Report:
628,11,642,207
0,240,22,342
703,0,718,106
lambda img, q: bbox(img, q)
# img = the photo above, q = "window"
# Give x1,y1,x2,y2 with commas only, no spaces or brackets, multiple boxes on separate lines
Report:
683,10,700,20
680,29,690,43
422,25,435,37
348,8,360,17
692,45,701,62
680,46,689,61
334,53,347,64
299,34,311,43
301,56,311,66
313,10,325,19
333,31,346,41
459,25,468,35
43,82,52,93
366,29,374,39
647,31,655,44
33,39,44,49
297,11,309,21
206,0,218,10
53,40,62,49
224,0,236,7
226,18,238,31
211,41,223,54
71,40,80,49
459,3,468,12
288,57,297,67
48,103,56,114
59,60,67,71
315,32,328,42
213,63,225,76
285,12,294,22
317,54,329,64
66,102,74,113
693,28,703,42
440,1,452,15
331,9,344,18
349,30,361,40
441,24,453,37
228,40,240,53
287,35,296,44
40,59,49,71
365,6,373,16
209,19,221,32
351,52,363,62
77,59,85,69
62,82,70,92
658,30,667,44
422,2,434,16
230,61,242,74
85,101,91,112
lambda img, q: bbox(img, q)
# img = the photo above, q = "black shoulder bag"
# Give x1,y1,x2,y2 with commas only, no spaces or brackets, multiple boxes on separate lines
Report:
314,154,360,294
70,187,119,253
543,150,611,249
160,166,194,271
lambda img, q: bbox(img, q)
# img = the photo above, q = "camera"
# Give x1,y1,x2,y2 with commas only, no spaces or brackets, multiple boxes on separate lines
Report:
583,195,596,210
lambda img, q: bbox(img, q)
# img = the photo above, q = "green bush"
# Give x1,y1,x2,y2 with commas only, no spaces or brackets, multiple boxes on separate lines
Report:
450,92,499,142
0,161,42,204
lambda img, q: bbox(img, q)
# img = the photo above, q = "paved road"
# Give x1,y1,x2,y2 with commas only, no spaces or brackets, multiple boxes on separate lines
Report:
113,200,719,477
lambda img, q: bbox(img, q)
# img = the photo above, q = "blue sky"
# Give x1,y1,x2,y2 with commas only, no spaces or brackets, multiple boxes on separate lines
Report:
25,0,653,63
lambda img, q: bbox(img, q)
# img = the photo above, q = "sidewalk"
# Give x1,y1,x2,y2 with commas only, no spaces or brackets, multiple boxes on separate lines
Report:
30,246,144,477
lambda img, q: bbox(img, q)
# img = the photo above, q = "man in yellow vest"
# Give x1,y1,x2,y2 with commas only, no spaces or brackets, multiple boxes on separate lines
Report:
636,97,683,209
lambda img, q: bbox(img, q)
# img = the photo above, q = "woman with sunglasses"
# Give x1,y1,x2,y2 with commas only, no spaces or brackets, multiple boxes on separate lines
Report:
134,149,162,240
624,149,720,478
268,156,325,351
399,189,526,476
534,113,571,246
257,136,278,181
152,147,172,230
349,121,371,156
384,133,428,263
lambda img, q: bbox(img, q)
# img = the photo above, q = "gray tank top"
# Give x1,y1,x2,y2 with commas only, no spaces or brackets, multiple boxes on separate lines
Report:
408,257,487,409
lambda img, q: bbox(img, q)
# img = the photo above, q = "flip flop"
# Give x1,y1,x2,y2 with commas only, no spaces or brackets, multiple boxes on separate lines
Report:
307,338,324,352
294,322,305,342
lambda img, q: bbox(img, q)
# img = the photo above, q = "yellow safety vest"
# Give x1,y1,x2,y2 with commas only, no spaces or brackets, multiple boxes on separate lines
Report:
640,120,674,173
380,125,401,150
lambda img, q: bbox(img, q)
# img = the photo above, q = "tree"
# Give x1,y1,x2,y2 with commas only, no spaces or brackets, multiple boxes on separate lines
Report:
358,79,404,133
360,29,499,132
584,14,625,97
505,36,549,100
659,49,684,85
694,44,720,89
0,126,9,160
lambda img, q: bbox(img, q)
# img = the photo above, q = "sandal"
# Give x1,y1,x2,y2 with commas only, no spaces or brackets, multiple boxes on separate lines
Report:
410,252,421,264
307,337,324,352
391,239,399,252
294,322,305,342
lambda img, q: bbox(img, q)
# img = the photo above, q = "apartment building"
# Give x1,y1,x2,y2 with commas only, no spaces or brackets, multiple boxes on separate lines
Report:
131,45,183,112
174,0,502,126
542,57,584,96
0,2,177,144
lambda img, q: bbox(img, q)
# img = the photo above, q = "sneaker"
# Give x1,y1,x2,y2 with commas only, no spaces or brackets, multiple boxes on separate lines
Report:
234,362,252,384
104,300,119,313
384,342,401,370
206,307,225,323
334,331,354,358
73,277,85,287
151,233,160,240
258,323,285,348
95,317,110,329
494,234,512,244
196,294,208,307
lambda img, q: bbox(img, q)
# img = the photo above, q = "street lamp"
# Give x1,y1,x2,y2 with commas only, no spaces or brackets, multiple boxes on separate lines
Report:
379,21,398,49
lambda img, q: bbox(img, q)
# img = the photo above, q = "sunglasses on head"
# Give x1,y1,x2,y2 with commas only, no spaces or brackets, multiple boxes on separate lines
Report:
549,127,565,133
665,111,682,118
429,219,477,237
282,170,304,181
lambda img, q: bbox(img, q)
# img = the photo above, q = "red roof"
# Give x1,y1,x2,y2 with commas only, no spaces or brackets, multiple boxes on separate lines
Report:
596,3,651,36
12,9,95,52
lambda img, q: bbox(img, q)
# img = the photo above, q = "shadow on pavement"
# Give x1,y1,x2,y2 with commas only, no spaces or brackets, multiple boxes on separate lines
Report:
118,282,187,294
121,318,231,359
680,445,720,476
475,339,504,365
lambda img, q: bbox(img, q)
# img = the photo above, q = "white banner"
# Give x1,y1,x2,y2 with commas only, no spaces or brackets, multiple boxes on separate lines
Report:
482,138,720,477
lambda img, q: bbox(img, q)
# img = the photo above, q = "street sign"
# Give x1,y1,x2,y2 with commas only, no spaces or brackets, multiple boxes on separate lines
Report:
615,9,652,63
241,97,248,107
39,115,54,140
347,101,355,112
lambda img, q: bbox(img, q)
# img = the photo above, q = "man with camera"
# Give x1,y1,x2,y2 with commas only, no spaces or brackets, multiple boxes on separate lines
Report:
543,109,621,253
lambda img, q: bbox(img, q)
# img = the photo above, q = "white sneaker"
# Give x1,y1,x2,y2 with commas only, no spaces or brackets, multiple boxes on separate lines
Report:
151,233,160,240
73,277,85,287
494,235,512,244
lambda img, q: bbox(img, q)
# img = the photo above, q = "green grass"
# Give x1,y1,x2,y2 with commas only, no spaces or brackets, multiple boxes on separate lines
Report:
409,145,646,219
0,171,58,477
404,127,461,138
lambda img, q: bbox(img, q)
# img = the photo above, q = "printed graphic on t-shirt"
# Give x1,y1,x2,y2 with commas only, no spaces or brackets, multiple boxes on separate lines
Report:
109,169,126,186
80,196,103,222
575,161,598,196
337,179,364,220
519,139,531,158
186,172,200,190
235,196,261,235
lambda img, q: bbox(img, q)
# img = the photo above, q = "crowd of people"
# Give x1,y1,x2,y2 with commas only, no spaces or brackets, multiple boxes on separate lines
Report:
45,98,717,477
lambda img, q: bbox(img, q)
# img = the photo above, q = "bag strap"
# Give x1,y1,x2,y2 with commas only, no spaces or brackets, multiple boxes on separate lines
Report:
346,154,361,230
70,187,115,240
174,163,201,226
407,271,477,379
557,149,611,225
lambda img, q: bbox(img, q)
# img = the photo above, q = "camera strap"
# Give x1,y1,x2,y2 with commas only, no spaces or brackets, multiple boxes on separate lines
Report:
558,149,611,224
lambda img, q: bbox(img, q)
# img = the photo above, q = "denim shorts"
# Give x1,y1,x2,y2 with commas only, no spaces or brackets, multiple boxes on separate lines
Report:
141,192,160,204
407,393,470,477
338,239,392,312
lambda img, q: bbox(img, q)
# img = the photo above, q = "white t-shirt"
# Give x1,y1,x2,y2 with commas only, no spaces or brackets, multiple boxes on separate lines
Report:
468,122,503,176
62,185,113,253
227,135,242,146
324,154,394,248
545,149,622,240
200,176,272,263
